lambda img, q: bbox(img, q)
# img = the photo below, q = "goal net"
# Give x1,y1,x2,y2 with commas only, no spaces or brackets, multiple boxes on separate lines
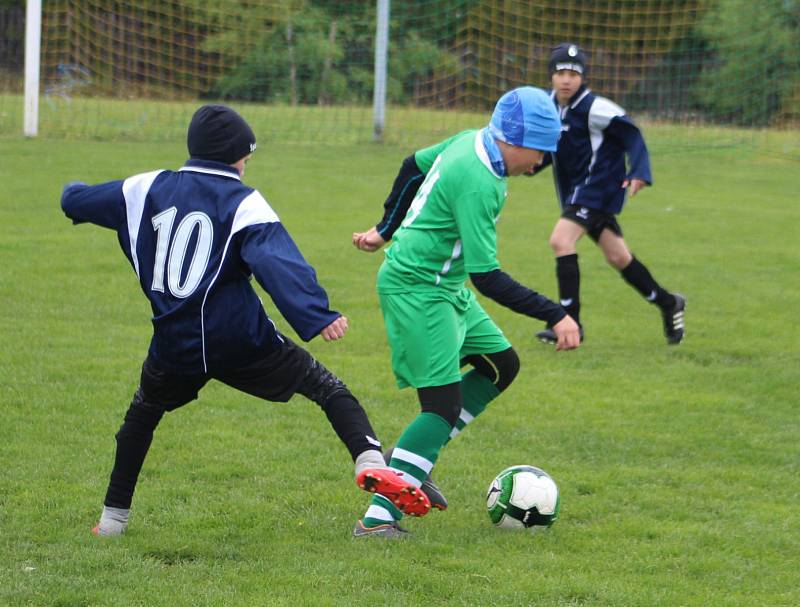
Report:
0,0,797,155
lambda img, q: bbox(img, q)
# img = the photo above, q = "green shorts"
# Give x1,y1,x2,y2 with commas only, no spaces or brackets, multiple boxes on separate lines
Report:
378,287,511,389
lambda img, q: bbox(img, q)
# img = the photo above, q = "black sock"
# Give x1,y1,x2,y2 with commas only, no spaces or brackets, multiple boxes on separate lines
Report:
620,256,675,309
555,253,580,325
104,391,165,509
320,392,380,461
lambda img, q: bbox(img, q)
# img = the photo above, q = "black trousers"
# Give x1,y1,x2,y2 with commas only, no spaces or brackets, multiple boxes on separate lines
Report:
104,337,379,508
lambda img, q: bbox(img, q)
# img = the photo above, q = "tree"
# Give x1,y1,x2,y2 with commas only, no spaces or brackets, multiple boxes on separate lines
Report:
694,0,800,125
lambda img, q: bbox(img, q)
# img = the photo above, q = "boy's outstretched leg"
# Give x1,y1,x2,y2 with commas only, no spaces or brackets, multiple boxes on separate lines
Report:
93,389,166,536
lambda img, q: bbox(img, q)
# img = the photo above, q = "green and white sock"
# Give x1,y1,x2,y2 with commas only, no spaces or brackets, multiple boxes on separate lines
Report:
448,369,500,440
361,412,452,528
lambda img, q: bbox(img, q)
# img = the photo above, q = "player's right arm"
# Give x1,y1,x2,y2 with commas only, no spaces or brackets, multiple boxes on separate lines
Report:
61,180,126,230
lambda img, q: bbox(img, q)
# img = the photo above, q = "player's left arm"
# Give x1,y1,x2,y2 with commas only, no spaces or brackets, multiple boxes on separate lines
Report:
470,270,567,326
604,115,653,195
240,221,341,341
60,180,126,230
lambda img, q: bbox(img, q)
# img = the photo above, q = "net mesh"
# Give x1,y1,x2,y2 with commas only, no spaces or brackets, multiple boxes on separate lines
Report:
0,0,797,155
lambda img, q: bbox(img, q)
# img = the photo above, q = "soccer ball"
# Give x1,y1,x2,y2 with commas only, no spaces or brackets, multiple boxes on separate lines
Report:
486,465,560,529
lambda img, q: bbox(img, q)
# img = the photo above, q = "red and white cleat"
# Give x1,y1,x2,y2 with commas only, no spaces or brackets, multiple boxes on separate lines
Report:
356,468,431,517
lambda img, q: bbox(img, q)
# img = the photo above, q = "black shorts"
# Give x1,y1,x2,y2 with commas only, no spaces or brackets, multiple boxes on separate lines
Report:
139,337,335,411
561,205,623,242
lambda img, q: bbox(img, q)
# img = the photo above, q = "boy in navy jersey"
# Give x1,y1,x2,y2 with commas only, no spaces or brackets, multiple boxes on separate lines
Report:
61,105,429,536
533,43,685,345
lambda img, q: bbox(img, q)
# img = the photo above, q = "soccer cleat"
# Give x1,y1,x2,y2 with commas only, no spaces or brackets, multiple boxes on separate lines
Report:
383,448,448,511
352,519,409,539
662,293,686,345
420,478,448,511
536,326,584,345
356,468,431,517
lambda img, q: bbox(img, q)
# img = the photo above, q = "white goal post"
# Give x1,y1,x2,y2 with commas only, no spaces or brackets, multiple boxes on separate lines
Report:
23,0,41,137
372,0,390,142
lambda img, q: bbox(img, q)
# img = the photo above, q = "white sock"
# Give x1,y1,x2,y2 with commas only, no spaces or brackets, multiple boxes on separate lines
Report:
96,506,130,536
354,449,387,479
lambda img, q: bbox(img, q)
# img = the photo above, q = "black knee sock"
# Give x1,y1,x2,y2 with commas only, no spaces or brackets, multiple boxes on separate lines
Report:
320,391,380,461
620,256,676,309
555,253,580,324
104,391,165,509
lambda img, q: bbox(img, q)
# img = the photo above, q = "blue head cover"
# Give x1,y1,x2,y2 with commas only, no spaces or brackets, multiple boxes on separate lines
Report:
488,86,561,152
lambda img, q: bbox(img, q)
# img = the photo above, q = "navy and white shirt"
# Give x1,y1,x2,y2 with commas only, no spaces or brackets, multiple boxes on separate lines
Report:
61,159,339,374
538,85,652,215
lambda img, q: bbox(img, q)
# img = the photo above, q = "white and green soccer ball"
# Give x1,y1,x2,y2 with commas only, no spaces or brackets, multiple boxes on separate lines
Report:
486,465,560,529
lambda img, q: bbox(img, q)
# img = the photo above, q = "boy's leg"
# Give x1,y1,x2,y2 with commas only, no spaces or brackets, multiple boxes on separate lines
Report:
450,348,519,440
549,217,586,323
379,347,520,512
597,228,684,343
451,293,519,437
95,357,207,536
361,385,458,529
538,216,587,344
358,292,465,532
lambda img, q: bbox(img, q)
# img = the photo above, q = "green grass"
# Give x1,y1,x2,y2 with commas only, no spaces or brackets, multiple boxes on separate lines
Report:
2,93,799,158
0,135,798,606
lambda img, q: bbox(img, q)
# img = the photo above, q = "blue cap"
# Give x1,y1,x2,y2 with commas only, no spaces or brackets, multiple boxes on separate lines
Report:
488,87,561,152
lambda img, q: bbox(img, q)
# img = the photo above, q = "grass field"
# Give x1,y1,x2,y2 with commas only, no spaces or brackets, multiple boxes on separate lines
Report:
0,134,798,606
2,93,799,158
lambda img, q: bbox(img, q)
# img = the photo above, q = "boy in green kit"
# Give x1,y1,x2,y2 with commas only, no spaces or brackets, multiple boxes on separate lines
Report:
351,87,581,538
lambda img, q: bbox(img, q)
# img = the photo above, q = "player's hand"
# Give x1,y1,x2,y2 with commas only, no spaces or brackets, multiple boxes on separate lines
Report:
622,178,648,197
352,227,386,253
321,315,349,341
552,315,581,351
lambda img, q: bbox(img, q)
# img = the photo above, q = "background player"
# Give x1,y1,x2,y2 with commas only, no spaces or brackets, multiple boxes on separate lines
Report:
351,87,581,538
61,104,429,537
532,43,685,345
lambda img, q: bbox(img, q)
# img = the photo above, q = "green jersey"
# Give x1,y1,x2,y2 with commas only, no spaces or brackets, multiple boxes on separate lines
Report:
377,129,507,294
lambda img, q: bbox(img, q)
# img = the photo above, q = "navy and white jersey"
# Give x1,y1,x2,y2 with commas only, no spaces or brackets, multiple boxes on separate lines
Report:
61,159,339,374
540,85,652,215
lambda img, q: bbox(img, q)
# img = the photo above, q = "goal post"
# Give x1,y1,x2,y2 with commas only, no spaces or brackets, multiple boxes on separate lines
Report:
372,0,389,143
23,0,41,137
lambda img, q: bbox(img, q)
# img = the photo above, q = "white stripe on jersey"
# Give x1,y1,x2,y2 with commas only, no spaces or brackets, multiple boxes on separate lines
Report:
572,95,627,204
232,190,280,233
436,239,462,286
178,165,242,181
588,95,625,132
122,170,165,278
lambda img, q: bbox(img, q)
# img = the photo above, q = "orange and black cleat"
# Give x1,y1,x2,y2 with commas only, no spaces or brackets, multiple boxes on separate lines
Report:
356,468,431,517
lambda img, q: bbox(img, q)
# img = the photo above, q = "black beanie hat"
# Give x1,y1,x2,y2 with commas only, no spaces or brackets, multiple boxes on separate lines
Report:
548,43,587,76
187,104,257,164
